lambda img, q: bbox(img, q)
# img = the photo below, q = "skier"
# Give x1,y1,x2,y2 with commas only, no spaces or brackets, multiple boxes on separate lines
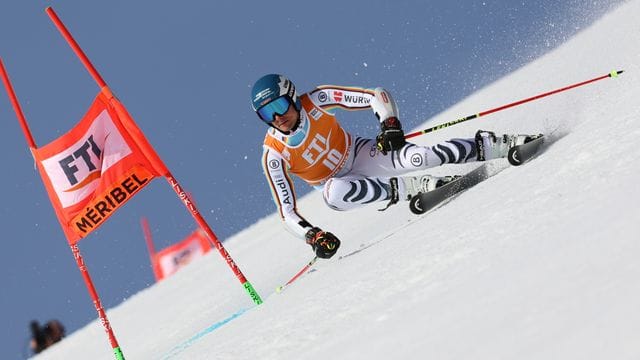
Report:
252,74,537,259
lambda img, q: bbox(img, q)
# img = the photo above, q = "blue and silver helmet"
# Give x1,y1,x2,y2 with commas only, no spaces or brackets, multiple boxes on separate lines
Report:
251,74,300,123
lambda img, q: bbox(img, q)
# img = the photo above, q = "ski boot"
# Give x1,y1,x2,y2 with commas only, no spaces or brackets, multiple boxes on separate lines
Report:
401,174,461,200
380,174,459,211
475,130,540,161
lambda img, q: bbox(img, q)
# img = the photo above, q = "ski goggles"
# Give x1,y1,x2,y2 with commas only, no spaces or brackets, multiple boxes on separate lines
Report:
256,96,292,123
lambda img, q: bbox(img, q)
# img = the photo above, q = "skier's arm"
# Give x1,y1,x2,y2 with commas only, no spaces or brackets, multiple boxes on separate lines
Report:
307,85,399,122
308,85,405,153
262,148,314,239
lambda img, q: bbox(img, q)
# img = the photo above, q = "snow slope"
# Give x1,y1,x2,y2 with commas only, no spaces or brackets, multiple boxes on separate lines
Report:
35,1,640,359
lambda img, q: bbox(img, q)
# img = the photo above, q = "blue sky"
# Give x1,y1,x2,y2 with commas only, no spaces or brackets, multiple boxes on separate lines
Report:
0,1,621,358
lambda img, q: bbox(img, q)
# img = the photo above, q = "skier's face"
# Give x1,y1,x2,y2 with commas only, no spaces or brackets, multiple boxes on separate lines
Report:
272,102,299,132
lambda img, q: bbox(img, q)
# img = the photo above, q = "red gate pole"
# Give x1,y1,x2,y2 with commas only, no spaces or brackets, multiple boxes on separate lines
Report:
140,217,162,281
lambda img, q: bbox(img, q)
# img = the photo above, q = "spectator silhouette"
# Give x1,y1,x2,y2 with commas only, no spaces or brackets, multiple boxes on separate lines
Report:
29,319,65,354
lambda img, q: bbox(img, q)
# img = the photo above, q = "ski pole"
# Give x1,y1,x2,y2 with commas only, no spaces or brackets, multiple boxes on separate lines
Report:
276,256,318,293
405,70,624,139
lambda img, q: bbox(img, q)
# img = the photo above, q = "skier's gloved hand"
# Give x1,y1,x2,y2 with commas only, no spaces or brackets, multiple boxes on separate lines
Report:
305,227,341,259
376,117,406,155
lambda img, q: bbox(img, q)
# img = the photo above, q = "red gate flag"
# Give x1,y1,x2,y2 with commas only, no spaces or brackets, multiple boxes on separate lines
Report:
153,229,212,281
33,88,168,244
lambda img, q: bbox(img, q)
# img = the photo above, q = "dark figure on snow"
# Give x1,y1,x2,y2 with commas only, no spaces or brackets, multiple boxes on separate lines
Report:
30,319,65,354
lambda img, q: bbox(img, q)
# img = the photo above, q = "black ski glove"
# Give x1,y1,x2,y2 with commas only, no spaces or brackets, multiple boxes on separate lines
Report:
376,117,406,155
305,227,341,259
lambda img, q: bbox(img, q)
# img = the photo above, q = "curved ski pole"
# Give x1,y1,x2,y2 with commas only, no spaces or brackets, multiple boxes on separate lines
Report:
405,70,624,139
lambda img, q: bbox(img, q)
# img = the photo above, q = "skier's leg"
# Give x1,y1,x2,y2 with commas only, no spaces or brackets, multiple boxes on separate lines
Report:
320,137,473,211
346,136,477,178
322,176,395,211
348,131,540,177
322,173,460,211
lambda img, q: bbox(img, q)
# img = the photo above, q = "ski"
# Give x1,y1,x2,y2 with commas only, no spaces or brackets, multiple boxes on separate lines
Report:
409,164,491,214
507,134,545,166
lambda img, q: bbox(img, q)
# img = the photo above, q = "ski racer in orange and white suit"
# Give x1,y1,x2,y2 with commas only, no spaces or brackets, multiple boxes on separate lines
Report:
251,74,532,259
